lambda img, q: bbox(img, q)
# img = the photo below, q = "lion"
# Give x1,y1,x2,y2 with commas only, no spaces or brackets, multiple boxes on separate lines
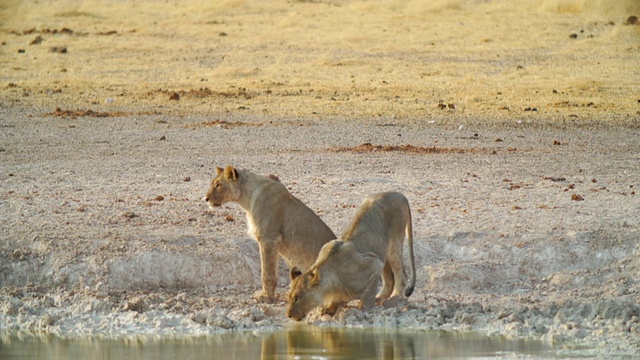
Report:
205,165,336,302
286,191,416,321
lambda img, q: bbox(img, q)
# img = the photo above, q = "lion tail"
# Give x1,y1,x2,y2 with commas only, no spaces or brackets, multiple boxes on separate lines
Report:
404,202,417,298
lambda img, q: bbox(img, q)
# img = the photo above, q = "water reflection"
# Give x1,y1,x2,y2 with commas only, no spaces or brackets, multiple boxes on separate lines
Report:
1,326,556,359
278,326,554,359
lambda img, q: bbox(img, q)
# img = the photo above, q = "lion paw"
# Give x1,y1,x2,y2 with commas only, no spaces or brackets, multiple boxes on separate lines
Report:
253,289,275,303
321,302,341,316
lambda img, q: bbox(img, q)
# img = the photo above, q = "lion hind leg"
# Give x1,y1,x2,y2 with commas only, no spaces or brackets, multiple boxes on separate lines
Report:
376,262,394,304
387,240,407,299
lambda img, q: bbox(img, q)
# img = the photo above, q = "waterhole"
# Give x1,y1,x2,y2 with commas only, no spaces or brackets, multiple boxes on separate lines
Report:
0,325,580,359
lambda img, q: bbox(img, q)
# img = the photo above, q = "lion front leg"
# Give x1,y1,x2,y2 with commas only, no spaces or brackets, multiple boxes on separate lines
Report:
253,239,280,303
321,301,342,316
359,277,380,311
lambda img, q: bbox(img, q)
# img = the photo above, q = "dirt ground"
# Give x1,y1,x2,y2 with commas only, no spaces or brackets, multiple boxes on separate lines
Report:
1,0,639,356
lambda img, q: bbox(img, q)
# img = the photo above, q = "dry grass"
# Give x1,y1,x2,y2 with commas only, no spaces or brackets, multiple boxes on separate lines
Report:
1,0,638,121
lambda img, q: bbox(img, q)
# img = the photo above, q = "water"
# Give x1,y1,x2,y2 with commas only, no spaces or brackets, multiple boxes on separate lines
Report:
0,326,566,359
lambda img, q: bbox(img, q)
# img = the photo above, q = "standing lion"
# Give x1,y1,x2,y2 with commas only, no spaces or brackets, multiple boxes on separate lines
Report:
205,165,336,302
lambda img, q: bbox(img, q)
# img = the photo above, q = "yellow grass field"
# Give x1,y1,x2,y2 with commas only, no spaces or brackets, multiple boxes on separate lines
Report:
2,0,639,122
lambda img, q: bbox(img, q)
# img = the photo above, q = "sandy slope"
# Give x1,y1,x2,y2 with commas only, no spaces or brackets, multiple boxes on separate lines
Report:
1,0,640,356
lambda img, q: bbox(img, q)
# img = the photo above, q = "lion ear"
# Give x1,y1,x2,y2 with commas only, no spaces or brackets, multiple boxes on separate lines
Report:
223,165,239,181
290,267,303,280
215,166,224,175
309,268,321,287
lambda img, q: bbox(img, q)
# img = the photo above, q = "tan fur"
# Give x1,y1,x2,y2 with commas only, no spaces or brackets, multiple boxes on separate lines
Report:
205,165,336,302
286,192,416,321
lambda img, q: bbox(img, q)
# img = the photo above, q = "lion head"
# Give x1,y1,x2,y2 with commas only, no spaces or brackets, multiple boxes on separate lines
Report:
205,166,242,208
286,266,324,321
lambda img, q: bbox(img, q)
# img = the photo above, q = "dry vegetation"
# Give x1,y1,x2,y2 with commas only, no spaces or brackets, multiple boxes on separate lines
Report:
1,0,638,123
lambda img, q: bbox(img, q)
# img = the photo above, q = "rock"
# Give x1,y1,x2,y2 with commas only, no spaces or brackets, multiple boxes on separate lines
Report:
49,47,67,53
42,296,56,308
121,211,138,219
29,36,44,45
455,312,476,325
126,296,148,313
191,311,207,324
342,308,367,323
206,314,235,329
3,302,20,315
249,306,266,322
38,314,56,327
